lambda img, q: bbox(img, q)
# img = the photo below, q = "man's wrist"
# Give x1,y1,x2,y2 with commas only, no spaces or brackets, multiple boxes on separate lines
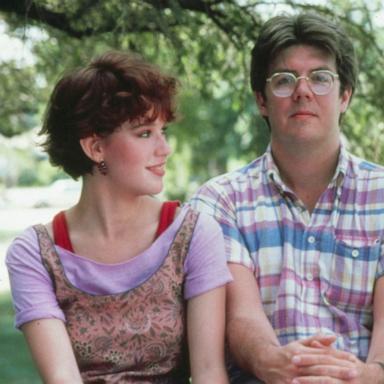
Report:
254,343,283,381
371,361,384,384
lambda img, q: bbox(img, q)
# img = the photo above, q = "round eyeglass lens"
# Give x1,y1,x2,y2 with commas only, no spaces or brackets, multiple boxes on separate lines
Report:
309,71,333,95
270,73,296,97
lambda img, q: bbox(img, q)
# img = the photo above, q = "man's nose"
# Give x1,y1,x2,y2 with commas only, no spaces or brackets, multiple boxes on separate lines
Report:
292,76,313,99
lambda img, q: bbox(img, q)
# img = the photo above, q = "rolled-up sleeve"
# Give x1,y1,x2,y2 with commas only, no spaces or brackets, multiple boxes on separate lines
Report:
183,212,232,300
5,227,65,329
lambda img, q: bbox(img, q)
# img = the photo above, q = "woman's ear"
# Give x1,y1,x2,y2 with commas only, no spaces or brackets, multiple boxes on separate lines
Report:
79,134,104,163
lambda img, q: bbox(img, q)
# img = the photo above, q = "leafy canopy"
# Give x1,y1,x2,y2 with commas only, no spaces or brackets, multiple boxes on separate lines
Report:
1,0,384,194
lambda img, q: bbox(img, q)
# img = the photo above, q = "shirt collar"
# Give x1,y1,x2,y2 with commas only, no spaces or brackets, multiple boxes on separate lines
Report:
263,143,348,191
331,144,348,187
264,145,287,193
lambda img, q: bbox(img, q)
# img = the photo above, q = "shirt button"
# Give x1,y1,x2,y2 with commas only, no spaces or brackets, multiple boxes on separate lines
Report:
306,273,314,281
308,235,316,244
351,249,359,258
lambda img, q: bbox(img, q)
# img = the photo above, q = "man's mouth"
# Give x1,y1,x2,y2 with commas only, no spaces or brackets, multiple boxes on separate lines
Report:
290,110,317,118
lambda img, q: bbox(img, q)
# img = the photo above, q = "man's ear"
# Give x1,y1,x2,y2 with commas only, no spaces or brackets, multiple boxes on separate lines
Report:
79,134,104,163
255,91,268,117
339,87,353,113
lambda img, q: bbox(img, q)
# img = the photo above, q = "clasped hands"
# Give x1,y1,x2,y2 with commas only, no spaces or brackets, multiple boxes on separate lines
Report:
260,334,380,384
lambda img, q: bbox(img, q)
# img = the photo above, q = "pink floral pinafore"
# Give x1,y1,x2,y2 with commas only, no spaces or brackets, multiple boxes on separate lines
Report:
33,209,198,383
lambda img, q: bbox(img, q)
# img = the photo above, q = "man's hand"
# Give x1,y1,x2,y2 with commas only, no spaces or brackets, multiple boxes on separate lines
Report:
290,346,384,384
258,334,342,384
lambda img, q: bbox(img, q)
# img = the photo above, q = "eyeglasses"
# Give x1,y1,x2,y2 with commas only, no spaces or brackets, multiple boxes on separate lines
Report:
266,70,339,97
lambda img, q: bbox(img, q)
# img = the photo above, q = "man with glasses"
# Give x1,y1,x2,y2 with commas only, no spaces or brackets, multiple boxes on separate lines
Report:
190,12,384,383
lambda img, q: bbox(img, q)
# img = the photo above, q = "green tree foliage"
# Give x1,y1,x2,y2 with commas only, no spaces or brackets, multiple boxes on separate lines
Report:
0,61,42,137
1,0,384,197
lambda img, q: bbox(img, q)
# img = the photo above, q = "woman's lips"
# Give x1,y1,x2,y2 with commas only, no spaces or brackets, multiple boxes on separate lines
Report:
146,163,166,176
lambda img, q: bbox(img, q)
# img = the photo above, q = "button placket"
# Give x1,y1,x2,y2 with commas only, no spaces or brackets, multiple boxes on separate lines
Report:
306,272,314,281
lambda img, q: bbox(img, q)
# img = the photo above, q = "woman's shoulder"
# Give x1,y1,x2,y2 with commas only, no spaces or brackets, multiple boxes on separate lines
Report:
8,225,40,247
5,225,42,266
153,204,213,246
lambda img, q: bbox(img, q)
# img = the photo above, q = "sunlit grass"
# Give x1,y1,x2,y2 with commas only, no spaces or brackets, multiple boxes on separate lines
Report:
0,292,40,383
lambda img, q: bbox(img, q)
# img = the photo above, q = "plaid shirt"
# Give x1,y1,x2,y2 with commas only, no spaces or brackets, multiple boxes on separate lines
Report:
190,145,384,362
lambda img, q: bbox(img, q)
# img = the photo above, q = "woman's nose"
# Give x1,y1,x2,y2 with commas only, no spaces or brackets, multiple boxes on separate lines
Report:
156,134,172,156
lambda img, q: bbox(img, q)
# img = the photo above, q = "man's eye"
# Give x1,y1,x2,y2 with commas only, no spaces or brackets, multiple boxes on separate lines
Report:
275,75,293,86
311,72,331,84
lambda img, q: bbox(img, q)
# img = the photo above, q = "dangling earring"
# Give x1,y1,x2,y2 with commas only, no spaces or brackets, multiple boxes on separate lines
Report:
97,160,108,175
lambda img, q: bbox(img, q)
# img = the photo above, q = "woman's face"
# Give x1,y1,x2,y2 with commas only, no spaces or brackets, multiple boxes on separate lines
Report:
99,116,172,197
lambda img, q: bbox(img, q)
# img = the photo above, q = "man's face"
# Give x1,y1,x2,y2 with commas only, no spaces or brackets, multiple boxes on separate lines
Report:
255,44,352,151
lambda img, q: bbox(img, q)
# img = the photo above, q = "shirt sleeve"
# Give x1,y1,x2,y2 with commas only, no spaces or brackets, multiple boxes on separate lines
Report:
189,180,255,270
183,211,233,300
5,227,66,329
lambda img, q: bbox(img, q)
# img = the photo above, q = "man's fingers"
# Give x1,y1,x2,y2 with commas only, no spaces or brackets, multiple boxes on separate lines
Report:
310,341,326,349
300,334,337,348
292,350,355,366
292,377,344,384
294,363,358,380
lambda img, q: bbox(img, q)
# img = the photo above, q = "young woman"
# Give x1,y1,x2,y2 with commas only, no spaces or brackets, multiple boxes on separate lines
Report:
6,51,231,383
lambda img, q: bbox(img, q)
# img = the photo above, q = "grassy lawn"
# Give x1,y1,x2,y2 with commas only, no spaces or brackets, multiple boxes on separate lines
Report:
0,292,40,383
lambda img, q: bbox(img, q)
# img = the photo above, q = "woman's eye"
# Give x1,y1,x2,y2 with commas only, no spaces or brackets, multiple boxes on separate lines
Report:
139,130,151,138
